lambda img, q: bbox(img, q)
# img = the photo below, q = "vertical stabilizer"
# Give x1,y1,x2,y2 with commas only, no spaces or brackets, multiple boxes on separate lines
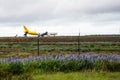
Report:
24,25,29,33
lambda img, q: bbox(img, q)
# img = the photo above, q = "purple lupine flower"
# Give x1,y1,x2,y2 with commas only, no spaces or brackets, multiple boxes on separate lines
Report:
0,53,120,64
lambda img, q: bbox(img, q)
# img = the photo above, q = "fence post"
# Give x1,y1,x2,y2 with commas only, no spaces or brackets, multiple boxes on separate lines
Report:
37,36,40,56
78,32,80,54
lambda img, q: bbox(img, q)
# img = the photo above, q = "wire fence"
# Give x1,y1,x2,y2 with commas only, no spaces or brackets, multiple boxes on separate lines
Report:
0,36,120,58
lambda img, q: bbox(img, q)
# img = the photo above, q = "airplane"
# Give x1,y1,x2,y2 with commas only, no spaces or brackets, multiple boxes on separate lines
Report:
23,25,57,37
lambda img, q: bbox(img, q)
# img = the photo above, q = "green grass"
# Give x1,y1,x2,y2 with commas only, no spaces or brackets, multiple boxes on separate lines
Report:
33,71,120,80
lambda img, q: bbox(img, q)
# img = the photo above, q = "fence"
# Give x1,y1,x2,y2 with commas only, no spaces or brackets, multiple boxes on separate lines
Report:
0,36,120,58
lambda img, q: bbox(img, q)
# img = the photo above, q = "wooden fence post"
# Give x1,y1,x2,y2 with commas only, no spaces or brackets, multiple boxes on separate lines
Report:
37,36,40,56
78,32,80,54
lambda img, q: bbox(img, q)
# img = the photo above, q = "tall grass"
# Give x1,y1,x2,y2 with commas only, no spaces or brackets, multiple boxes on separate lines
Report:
0,53,120,72
0,53,120,79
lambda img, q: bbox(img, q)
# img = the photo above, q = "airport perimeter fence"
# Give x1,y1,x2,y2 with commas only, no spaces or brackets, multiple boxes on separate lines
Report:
0,36,120,58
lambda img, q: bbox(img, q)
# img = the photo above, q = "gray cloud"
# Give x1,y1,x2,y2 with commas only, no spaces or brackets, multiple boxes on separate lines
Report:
0,0,120,26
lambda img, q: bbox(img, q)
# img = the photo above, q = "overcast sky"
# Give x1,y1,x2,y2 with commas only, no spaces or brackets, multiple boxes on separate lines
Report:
0,0,120,36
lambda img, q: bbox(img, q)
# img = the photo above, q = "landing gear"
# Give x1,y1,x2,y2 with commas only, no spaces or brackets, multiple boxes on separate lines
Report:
24,32,28,37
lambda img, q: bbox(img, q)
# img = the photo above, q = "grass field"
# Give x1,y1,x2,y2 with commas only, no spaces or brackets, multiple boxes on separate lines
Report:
0,36,119,80
1,70,120,80
0,42,120,58
33,71,120,80
0,36,119,58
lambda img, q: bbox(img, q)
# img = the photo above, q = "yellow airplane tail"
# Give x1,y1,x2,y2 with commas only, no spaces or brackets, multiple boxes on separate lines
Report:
24,25,29,33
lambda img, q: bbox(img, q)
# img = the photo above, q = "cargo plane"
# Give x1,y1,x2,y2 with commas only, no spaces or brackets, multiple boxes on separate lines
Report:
23,25,57,37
